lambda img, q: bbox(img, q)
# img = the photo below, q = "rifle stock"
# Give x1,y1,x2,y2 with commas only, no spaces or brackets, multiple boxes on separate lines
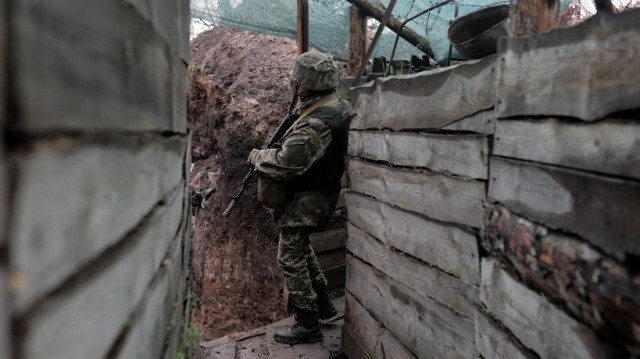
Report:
222,87,299,218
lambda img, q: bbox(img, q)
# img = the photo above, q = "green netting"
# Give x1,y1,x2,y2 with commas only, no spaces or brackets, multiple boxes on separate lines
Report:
191,0,570,66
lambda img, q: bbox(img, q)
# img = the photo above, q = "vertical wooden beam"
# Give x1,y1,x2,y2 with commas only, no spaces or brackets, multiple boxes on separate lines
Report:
297,0,309,54
509,0,559,37
348,6,366,76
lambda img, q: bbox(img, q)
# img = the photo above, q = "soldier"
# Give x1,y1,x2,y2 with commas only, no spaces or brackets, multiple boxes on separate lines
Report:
248,51,351,345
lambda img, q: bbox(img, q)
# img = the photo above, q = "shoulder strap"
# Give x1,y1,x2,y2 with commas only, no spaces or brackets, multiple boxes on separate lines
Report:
284,92,338,137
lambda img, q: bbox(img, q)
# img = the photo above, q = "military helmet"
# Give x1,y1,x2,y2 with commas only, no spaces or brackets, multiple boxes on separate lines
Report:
292,52,339,91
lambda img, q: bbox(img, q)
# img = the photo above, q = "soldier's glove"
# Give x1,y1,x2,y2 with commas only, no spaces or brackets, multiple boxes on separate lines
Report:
248,148,260,166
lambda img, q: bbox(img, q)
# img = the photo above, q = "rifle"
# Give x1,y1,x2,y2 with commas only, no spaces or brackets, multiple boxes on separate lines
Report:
222,87,299,218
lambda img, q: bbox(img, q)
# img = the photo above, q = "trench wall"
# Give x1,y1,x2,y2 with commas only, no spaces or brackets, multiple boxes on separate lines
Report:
0,1,191,358
343,10,640,359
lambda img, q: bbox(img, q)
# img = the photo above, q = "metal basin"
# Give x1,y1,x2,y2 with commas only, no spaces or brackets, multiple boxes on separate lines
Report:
448,4,509,60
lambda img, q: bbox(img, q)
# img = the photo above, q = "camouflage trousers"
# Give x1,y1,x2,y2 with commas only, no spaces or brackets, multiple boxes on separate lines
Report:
278,227,327,312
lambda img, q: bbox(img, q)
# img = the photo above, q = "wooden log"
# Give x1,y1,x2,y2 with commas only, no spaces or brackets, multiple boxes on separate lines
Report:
345,192,480,285
13,0,188,134
310,228,347,253
497,10,640,121
343,293,418,359
348,131,489,179
347,158,485,228
484,204,640,354
22,189,185,359
350,55,496,131
297,0,309,54
344,0,435,59
346,254,475,358
475,308,531,359
488,157,640,257
480,258,623,359
494,117,640,179
509,0,559,37
347,222,478,318
348,6,367,77
10,136,187,312
441,109,496,134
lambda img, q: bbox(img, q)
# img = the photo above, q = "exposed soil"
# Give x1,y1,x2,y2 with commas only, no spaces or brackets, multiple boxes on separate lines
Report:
188,26,299,341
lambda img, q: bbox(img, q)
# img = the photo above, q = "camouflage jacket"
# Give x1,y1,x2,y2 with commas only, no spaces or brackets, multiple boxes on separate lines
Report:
248,92,350,228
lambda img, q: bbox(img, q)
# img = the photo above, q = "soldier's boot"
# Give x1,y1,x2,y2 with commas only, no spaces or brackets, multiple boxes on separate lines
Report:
274,307,323,345
313,282,338,320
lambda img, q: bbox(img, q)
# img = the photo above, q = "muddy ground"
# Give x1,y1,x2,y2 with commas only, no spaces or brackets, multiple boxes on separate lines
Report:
188,26,302,341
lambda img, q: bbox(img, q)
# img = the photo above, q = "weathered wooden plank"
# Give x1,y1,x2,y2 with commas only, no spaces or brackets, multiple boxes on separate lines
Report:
343,293,418,359
441,109,496,134
172,58,190,130
22,188,185,359
316,249,346,270
497,10,640,121
488,157,640,257
13,0,186,133
474,308,530,359
0,151,6,247
495,118,640,179
480,259,621,359
350,55,497,131
348,131,489,179
116,238,185,359
345,192,480,285
347,223,478,318
10,136,187,313
347,158,485,228
310,228,346,253
342,327,373,359
484,204,640,353
324,264,346,290
0,270,10,359
346,254,475,358
150,0,190,62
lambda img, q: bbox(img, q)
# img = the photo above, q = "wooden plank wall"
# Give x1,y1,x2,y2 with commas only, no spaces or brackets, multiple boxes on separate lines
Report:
344,55,495,359
2,0,192,358
344,9,640,359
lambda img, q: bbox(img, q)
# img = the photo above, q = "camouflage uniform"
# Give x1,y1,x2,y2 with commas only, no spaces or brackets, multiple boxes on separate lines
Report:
248,92,350,311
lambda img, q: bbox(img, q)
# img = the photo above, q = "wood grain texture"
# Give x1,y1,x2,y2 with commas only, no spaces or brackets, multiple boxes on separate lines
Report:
116,239,185,359
441,109,496,134
350,55,496,131
348,131,489,179
347,158,486,228
347,222,478,318
345,192,480,285
481,258,622,359
13,0,188,134
348,6,367,76
474,308,531,359
494,118,640,179
497,10,640,120
346,254,475,359
310,228,346,253
10,136,187,312
22,189,185,359
343,293,418,359
488,157,640,257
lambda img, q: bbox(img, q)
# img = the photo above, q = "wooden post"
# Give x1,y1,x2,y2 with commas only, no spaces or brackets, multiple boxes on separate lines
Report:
509,0,560,37
348,6,367,76
345,0,435,59
297,0,309,54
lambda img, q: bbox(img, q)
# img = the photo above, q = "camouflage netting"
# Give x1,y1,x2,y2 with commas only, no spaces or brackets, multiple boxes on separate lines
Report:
191,0,571,66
